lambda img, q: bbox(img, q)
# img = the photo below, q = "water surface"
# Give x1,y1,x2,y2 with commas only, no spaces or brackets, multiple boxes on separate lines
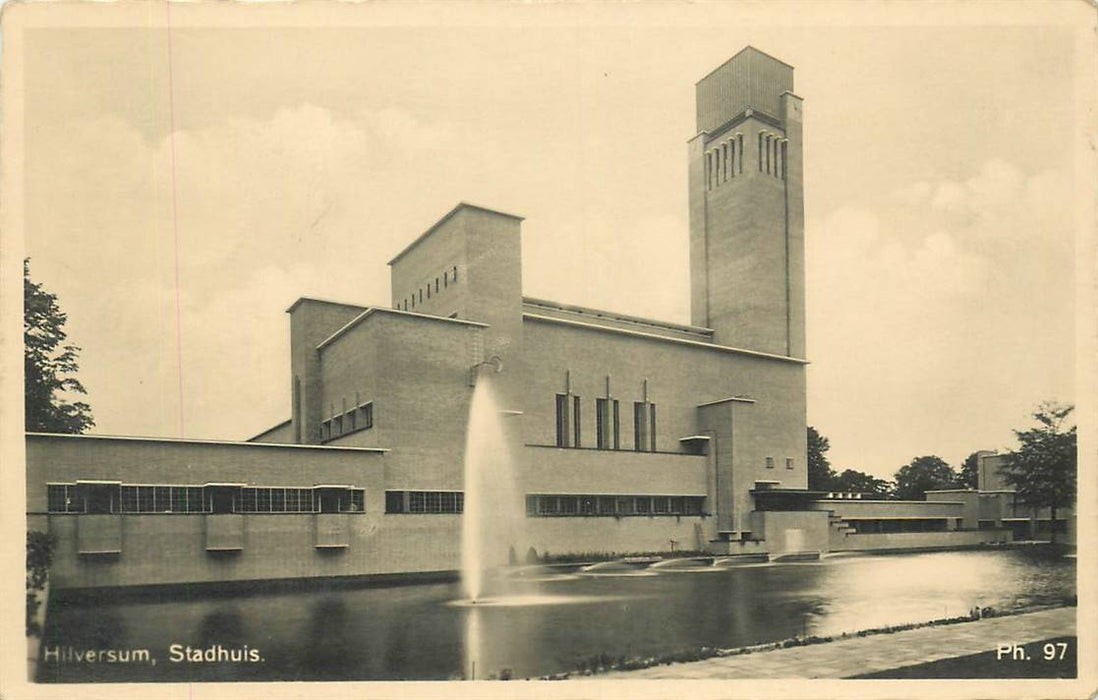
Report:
39,547,1074,682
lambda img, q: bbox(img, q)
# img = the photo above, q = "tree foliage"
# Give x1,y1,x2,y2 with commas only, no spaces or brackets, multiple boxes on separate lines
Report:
831,469,893,498
893,455,958,500
24,259,94,433
806,426,834,491
1000,402,1076,543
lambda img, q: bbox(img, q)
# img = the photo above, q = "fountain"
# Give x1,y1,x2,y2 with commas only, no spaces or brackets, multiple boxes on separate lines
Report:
461,360,526,603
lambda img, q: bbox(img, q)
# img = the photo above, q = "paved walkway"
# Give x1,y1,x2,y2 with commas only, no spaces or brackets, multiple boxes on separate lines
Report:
599,607,1075,679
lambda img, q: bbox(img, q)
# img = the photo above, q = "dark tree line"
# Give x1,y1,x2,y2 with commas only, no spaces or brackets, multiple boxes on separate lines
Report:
807,402,1075,512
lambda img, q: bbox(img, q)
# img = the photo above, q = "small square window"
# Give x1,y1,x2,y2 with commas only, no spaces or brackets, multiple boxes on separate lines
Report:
766,456,775,469
786,458,794,470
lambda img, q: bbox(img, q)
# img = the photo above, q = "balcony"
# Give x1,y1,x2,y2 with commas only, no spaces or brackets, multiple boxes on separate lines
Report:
77,515,122,555
315,513,350,548
204,514,244,551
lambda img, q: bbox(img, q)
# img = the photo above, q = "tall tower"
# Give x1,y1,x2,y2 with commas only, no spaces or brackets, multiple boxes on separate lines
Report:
688,47,805,359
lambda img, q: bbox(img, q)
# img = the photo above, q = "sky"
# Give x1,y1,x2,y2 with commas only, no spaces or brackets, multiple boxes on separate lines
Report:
15,3,1090,479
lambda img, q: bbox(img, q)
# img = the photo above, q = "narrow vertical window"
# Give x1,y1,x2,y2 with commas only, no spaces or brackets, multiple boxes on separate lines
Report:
766,456,775,469
706,151,712,191
649,403,657,452
612,399,620,450
633,401,647,452
453,266,458,283
715,147,722,185
596,397,608,449
786,457,794,470
435,278,440,293
758,133,764,171
427,284,431,299
573,395,582,448
722,143,729,180
737,134,744,173
555,394,569,447
781,141,788,180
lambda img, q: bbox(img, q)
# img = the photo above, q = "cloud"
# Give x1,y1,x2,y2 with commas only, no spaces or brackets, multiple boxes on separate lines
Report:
807,158,1075,476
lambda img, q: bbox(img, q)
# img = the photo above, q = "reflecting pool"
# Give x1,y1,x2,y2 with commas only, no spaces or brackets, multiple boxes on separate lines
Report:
39,547,1074,682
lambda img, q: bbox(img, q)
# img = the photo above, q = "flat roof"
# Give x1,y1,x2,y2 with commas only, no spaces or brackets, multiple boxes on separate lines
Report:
285,296,368,314
26,432,389,453
388,202,525,266
523,297,714,337
247,419,291,441
316,307,489,352
524,312,808,364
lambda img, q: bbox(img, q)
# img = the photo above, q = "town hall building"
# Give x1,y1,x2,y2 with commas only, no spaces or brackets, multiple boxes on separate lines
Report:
27,48,1016,591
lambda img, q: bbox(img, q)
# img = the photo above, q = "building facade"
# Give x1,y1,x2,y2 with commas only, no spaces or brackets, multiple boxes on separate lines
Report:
27,48,1014,592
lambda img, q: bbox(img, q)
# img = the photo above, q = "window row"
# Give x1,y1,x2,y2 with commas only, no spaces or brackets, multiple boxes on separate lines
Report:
385,490,464,514
526,494,705,517
398,265,459,312
46,483,365,515
757,132,787,179
322,401,373,442
706,133,744,190
555,395,657,452
764,457,796,470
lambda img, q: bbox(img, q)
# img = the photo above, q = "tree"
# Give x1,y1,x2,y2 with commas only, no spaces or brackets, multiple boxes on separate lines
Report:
831,469,893,499
893,456,958,500
807,426,835,490
959,451,982,489
1000,402,1076,544
24,259,94,433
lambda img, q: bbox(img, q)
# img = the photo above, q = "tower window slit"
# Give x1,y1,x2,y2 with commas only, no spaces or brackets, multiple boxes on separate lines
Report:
737,134,743,173
758,133,764,172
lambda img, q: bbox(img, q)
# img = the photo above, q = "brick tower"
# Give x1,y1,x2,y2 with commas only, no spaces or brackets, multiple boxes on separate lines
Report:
688,47,806,359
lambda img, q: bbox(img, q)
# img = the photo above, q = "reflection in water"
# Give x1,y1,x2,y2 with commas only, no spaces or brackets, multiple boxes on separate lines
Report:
42,549,1075,682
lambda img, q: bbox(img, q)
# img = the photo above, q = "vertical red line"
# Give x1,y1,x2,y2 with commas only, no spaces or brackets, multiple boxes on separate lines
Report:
165,0,185,437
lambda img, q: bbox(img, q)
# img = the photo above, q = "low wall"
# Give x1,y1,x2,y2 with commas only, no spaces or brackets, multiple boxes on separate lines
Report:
525,515,710,558
833,529,1012,552
749,510,830,554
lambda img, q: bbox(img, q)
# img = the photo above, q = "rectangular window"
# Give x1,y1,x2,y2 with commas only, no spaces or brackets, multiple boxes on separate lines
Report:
386,491,405,514
634,402,647,452
538,496,558,515
617,496,634,515
555,394,569,447
360,402,373,429
137,486,155,513
348,409,356,432
257,488,271,511
559,496,578,515
409,491,426,513
653,497,670,514
426,491,442,513
649,403,657,452
596,398,608,449
573,395,581,448
786,458,794,470
598,496,616,515
635,496,651,514
766,457,775,469
271,488,285,513
334,415,343,436
612,400,620,450
684,497,703,515
670,496,685,514
120,486,138,513
155,486,170,512
580,496,597,515
526,495,538,515
346,489,365,513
